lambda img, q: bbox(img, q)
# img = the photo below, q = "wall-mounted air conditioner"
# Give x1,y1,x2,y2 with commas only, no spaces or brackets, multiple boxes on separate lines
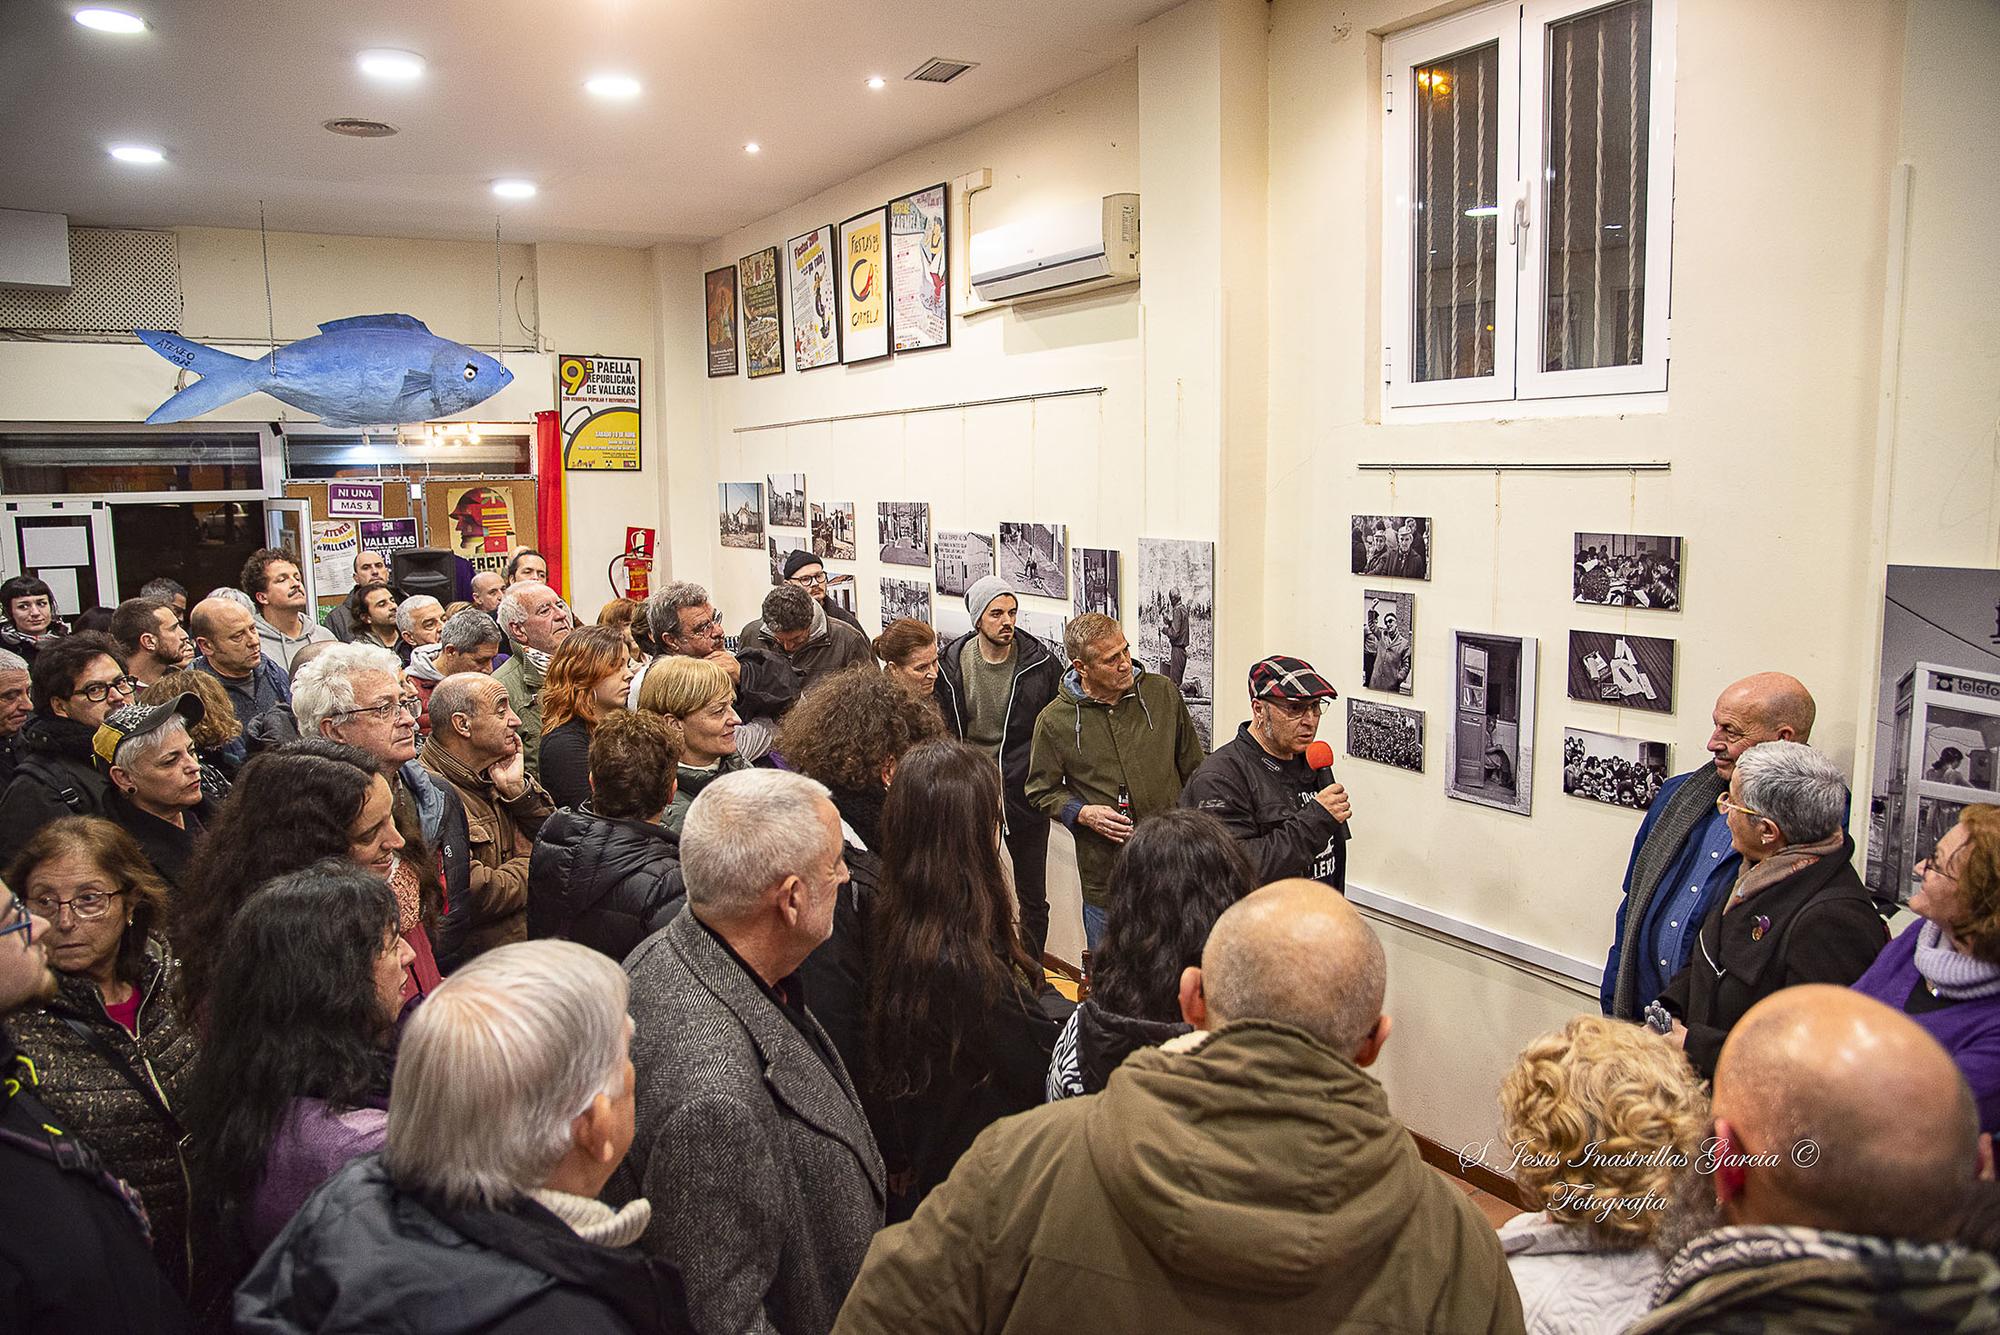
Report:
969,193,1139,306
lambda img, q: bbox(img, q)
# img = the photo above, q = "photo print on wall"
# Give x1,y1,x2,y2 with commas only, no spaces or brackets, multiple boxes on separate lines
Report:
1347,698,1425,773
810,500,857,561
1566,630,1675,714
1445,630,1538,816
767,473,806,528
1563,727,1671,811
998,522,1068,599
880,577,933,629
934,530,995,598
787,223,841,371
768,535,807,585
877,501,931,567
1137,537,1216,748
1018,610,1068,649
1073,547,1120,619
1362,589,1414,695
1575,532,1682,609
827,575,857,617
718,482,764,549
1350,515,1432,580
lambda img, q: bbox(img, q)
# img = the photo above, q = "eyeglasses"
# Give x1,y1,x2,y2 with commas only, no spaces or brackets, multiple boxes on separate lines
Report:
788,573,828,590
1917,852,1963,884
0,895,32,944
1716,794,1765,820
335,696,424,724
1262,697,1331,718
73,675,141,704
26,888,122,922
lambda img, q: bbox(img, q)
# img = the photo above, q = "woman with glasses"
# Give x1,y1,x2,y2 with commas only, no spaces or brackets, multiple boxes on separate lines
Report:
0,573,71,664
1651,740,1886,1078
6,816,201,1294
635,655,747,835
0,632,137,845
536,625,638,811
182,859,413,1304
1854,805,2000,1131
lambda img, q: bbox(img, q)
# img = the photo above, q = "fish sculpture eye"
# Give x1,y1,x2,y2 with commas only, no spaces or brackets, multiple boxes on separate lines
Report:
463,364,478,381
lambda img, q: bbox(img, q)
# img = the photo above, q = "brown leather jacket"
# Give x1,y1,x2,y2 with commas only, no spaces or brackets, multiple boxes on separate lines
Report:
418,736,552,963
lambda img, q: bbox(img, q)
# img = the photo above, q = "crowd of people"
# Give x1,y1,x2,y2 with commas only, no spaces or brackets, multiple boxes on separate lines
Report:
5,549,2000,1333
1574,544,1682,609
1563,733,1670,809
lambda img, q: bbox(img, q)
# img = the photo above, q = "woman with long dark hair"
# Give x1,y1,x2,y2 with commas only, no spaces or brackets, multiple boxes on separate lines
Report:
183,859,411,1300
865,737,1057,1222
1046,807,1253,1099
536,624,637,810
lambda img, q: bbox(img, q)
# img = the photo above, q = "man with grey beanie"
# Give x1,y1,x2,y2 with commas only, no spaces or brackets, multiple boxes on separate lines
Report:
935,575,1062,960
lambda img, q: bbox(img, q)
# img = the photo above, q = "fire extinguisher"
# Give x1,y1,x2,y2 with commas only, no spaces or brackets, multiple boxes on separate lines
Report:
609,526,655,600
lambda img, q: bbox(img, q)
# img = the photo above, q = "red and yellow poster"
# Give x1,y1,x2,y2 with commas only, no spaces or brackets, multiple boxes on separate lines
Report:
839,206,890,364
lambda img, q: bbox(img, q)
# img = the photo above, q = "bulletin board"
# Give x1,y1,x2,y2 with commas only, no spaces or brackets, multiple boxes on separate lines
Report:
282,479,417,613
417,476,540,583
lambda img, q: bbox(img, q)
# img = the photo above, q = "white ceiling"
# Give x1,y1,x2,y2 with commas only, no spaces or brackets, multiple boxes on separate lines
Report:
0,0,1179,248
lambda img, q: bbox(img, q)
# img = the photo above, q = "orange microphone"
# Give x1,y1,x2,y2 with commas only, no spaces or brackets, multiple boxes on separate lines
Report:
1305,740,1336,772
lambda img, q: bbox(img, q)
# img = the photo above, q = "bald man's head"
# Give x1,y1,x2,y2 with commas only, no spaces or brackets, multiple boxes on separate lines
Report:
1714,985,1976,1241
1196,880,1387,1058
1709,673,1816,778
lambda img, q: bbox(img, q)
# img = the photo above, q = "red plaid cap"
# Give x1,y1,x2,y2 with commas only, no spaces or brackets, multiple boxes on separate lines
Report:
1248,655,1338,702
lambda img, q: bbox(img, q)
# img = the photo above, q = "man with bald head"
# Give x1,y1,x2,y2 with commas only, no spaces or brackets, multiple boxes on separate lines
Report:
834,880,1523,1334
1604,672,1818,1020
1635,986,2000,1331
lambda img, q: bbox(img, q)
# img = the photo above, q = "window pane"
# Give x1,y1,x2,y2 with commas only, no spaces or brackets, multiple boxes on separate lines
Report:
1543,0,1652,371
1410,42,1501,383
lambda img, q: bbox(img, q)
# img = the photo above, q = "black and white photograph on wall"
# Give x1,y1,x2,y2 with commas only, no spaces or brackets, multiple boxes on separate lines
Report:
934,530,995,598
718,482,764,549
934,600,972,644
1073,547,1120,618
877,501,931,567
1574,532,1682,609
1350,515,1432,580
1346,698,1425,773
809,500,856,561
1566,630,1675,713
998,521,1068,599
1563,727,1670,810
827,575,857,618
768,536,807,585
1865,564,2000,901
880,577,932,630
1019,610,1068,649
1137,536,1216,747
1445,630,1537,816
767,473,806,528
1362,589,1414,695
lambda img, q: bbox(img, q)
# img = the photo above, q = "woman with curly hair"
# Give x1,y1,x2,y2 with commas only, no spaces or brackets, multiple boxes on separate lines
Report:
141,667,242,800
536,624,637,810
1496,1014,1709,1334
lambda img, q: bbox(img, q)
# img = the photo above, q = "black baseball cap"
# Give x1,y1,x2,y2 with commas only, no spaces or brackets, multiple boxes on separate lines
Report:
93,693,203,769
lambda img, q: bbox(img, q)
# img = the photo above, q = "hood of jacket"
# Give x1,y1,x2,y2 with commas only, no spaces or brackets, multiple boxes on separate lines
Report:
1074,1000,1191,1093
18,711,98,763
1084,1020,1423,1296
404,641,446,684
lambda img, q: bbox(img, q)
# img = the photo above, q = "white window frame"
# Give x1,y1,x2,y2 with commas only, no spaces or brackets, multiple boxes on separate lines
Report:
1381,0,1677,415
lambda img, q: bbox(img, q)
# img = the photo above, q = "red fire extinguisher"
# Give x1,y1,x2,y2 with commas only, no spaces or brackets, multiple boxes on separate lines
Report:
611,526,655,600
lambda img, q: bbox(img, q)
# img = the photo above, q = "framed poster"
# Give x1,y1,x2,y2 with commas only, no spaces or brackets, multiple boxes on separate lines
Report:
838,206,890,364
740,245,785,379
1347,698,1425,773
557,353,642,471
703,265,739,377
326,481,384,518
1445,630,1538,816
787,224,841,371
422,477,537,581
889,182,949,351
877,501,930,567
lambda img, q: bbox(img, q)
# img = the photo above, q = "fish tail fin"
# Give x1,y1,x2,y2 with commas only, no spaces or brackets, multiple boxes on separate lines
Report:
135,331,266,424
134,330,257,378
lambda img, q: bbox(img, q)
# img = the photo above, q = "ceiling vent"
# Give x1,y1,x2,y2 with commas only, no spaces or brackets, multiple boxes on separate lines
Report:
323,118,399,138
905,57,978,84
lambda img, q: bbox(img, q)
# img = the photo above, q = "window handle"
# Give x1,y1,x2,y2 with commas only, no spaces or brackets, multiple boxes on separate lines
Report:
1511,187,1531,249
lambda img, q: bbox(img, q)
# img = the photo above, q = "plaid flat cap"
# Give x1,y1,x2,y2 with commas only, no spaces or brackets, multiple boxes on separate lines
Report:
1248,655,1338,701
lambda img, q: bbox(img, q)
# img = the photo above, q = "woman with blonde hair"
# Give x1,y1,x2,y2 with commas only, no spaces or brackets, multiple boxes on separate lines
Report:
1496,1014,1708,1334
536,625,637,810
635,654,745,833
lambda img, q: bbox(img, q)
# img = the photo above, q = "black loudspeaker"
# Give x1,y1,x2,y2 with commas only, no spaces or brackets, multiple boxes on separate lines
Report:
392,549,456,604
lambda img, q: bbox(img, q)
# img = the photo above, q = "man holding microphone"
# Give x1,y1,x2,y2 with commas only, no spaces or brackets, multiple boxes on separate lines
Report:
1180,655,1353,890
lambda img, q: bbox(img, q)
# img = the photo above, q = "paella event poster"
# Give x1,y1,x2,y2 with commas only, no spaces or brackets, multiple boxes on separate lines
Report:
558,354,642,471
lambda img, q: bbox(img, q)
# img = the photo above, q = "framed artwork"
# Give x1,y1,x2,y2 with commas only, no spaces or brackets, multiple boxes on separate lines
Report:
1566,630,1676,714
768,535,807,585
1563,728,1671,810
998,522,1067,599
703,266,739,378
1350,514,1432,579
934,530,995,597
810,500,857,560
739,245,785,379
1575,532,1683,609
787,224,841,371
889,182,949,351
1445,630,1538,816
838,206,891,364
1347,699,1425,773
1073,547,1120,618
880,577,933,629
1362,589,1415,694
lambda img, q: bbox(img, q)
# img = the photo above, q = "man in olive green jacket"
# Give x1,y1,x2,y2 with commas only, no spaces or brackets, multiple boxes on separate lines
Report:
833,882,1525,1335
492,580,571,780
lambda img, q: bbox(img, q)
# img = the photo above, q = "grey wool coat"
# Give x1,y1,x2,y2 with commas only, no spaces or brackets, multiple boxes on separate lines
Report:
614,906,885,1335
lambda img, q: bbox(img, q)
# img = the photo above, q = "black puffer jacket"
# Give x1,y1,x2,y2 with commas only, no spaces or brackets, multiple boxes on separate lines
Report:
528,806,685,962
235,1154,691,1334
796,785,887,1085
9,940,200,1292
0,712,109,845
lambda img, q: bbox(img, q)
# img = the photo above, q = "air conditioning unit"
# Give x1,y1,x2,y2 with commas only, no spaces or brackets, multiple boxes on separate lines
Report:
970,193,1139,306
0,210,72,292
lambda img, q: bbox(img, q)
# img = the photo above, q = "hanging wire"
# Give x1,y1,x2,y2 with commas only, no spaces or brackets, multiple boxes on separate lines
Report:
493,217,505,366
259,201,278,372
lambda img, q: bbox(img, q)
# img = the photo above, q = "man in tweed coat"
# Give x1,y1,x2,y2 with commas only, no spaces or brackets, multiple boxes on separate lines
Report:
615,768,885,1335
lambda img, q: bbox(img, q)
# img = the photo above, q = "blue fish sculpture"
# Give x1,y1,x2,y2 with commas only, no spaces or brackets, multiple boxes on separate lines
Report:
135,314,514,427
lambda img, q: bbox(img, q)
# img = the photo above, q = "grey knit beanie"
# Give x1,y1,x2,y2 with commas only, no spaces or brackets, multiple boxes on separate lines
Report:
965,574,1016,620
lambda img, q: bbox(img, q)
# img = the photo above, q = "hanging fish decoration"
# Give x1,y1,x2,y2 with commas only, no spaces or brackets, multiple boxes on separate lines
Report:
135,314,514,427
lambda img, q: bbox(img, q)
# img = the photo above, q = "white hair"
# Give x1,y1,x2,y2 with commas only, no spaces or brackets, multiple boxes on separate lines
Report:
681,769,833,918
497,581,552,635
385,940,629,1208
112,716,188,772
292,641,402,738
394,595,442,635
205,586,254,613
0,648,25,675
1735,740,1849,845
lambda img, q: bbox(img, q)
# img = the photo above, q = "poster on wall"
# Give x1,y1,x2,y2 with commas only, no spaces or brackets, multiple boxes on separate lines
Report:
310,520,359,593
810,500,857,561
934,530,994,598
358,517,418,557
1566,630,1675,713
877,501,930,567
703,266,739,377
740,246,786,379
326,481,383,518
767,473,806,528
998,522,1067,599
1347,698,1425,773
1137,537,1215,747
1073,548,1119,619
1444,630,1538,816
1351,515,1433,579
787,224,841,371
880,578,932,629
1362,589,1414,695
429,481,531,578
719,483,764,549
1575,532,1682,609
1563,727,1670,810
1865,564,2000,902
838,206,891,364
557,354,642,471
889,182,949,352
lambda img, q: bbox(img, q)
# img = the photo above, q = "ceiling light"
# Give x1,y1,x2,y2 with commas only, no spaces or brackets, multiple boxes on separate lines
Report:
492,179,536,200
744,142,761,155
866,76,886,90
585,73,642,100
108,144,165,164
357,48,425,82
74,8,146,33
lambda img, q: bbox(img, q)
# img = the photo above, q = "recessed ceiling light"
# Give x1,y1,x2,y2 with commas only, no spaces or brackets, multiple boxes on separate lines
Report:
357,48,425,82
492,179,537,200
585,73,642,100
74,8,146,33
744,142,761,155
866,76,886,90
108,143,165,164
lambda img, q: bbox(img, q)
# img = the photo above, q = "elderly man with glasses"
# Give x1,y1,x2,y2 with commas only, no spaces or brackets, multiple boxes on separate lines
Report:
0,632,138,844
1180,654,1353,891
